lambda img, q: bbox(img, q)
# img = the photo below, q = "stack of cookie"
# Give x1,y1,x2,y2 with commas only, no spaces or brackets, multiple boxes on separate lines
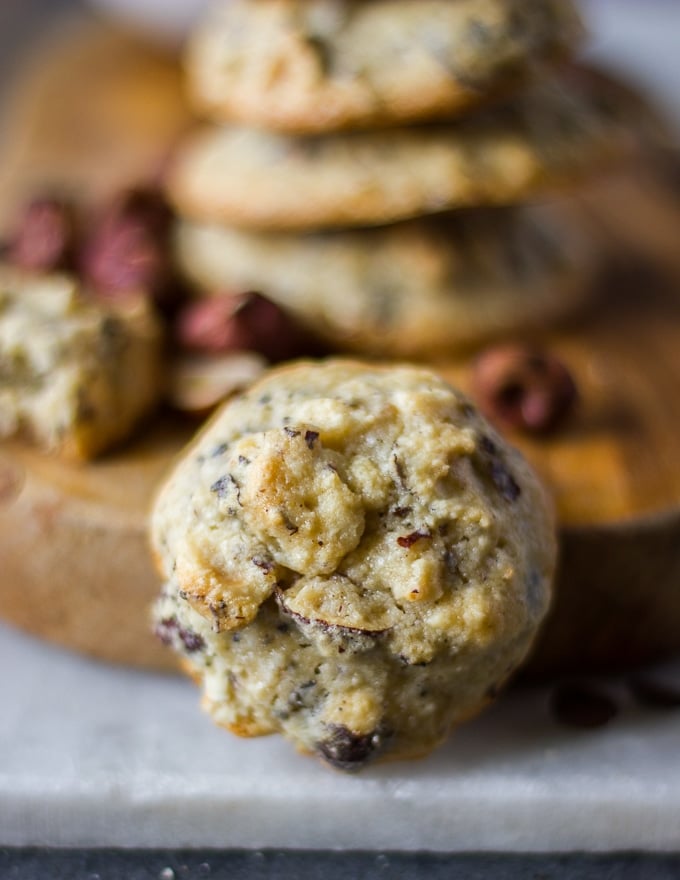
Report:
166,0,638,360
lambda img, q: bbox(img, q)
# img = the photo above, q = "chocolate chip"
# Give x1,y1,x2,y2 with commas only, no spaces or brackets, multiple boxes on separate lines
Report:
489,459,521,503
154,616,178,646
179,628,205,653
478,435,521,503
443,549,458,575
284,427,301,438
392,454,407,488
628,673,680,709
283,515,299,535
210,474,239,501
252,555,274,573
8,196,77,273
288,679,317,710
304,33,333,75
472,345,578,435
154,616,204,653
392,506,412,518
304,430,319,449
316,724,388,772
550,682,619,729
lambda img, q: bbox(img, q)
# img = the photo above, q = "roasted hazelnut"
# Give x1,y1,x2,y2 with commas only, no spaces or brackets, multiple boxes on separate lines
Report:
175,290,313,362
7,196,77,272
472,344,577,435
80,187,178,310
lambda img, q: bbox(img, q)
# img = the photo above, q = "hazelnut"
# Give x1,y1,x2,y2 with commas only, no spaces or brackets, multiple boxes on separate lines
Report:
7,196,77,272
472,344,577,435
80,187,178,310
175,291,314,362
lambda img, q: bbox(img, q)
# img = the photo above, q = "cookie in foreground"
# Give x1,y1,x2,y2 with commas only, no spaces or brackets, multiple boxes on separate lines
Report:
151,360,555,769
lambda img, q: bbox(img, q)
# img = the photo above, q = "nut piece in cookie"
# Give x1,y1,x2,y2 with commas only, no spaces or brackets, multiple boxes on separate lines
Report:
152,360,556,769
0,266,162,459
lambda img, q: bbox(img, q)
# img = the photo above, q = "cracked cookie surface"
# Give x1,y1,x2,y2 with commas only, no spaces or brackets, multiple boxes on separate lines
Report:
187,0,582,133
152,360,555,769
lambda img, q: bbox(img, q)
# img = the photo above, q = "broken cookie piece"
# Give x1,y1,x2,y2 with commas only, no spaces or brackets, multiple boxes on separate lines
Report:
0,266,162,459
152,360,556,770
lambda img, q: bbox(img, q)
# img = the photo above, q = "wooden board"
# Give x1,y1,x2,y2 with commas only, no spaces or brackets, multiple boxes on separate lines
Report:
1,20,679,677
438,254,680,676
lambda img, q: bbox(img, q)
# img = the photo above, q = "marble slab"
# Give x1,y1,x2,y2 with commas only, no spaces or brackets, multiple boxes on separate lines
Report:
2,623,680,850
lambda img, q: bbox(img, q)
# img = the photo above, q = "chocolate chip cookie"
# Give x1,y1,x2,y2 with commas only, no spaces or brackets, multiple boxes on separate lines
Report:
176,203,597,357
187,0,583,133
151,360,555,769
169,73,635,229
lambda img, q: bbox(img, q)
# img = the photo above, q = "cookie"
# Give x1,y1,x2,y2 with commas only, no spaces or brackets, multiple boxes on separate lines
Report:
187,0,583,133
176,203,597,358
151,360,555,769
0,267,161,459
169,73,636,230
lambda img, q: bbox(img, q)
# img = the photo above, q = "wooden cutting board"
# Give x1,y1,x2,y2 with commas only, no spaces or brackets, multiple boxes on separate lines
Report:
1,20,679,677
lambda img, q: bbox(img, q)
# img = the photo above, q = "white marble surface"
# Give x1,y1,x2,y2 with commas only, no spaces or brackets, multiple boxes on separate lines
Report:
2,622,680,850
2,0,680,853
583,0,680,122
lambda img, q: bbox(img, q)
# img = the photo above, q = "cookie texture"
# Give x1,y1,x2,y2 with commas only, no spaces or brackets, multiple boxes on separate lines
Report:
187,0,583,133
176,204,597,357
151,360,555,769
169,74,635,229
0,267,161,459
